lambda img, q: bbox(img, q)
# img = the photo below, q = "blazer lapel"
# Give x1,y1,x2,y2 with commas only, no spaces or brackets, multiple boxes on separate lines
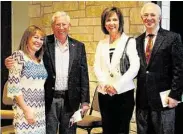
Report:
100,37,111,70
138,33,147,67
68,37,76,74
148,28,165,67
47,35,56,74
104,40,111,69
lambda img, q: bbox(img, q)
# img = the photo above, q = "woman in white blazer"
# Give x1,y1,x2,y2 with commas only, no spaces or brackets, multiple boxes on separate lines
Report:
94,7,140,134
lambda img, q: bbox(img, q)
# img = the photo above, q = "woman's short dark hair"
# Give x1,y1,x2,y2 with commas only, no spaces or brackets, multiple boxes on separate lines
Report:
101,7,124,35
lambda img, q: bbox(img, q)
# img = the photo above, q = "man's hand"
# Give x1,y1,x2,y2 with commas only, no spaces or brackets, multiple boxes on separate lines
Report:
81,103,90,116
167,97,179,108
5,56,15,69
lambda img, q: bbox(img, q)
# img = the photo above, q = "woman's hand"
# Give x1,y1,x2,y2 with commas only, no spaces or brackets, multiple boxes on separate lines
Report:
24,106,36,124
97,84,107,94
105,85,117,96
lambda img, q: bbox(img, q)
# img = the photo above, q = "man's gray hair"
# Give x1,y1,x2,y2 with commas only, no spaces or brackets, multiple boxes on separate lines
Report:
141,2,161,17
51,11,71,24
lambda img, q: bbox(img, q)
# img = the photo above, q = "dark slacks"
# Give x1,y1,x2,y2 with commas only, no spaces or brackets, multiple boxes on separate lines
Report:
136,107,175,134
175,103,183,134
98,89,134,134
46,92,76,134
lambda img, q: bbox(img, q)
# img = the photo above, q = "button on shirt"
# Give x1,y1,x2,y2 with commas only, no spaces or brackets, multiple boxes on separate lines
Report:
55,38,69,91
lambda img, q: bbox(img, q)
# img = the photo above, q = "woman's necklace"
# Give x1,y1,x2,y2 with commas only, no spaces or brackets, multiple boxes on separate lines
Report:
26,46,39,63
27,54,38,63
109,33,121,44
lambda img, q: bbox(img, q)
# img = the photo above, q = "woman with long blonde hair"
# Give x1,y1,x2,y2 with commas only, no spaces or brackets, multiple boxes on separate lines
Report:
7,25,47,133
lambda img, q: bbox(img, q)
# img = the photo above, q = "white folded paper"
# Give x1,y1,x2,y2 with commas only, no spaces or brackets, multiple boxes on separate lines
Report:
160,89,181,107
160,90,171,107
70,109,82,125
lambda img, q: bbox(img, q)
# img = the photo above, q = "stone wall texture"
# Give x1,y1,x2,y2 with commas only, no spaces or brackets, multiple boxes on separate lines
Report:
28,1,148,102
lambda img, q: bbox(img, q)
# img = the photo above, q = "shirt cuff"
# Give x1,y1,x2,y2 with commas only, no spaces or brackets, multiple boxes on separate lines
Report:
81,102,90,107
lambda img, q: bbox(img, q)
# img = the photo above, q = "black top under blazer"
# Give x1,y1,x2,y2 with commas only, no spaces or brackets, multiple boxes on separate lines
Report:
43,34,90,112
136,28,183,111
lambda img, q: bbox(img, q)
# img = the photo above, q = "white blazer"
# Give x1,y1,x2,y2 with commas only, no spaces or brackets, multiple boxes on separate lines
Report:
94,33,140,94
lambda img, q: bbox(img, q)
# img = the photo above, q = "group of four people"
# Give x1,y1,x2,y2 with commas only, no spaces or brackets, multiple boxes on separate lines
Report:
5,2,183,134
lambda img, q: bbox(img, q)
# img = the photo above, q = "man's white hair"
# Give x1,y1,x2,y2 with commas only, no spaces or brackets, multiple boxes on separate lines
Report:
51,11,70,24
141,2,161,17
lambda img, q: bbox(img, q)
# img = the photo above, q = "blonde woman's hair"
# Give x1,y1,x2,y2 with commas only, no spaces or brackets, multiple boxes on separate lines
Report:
19,25,46,61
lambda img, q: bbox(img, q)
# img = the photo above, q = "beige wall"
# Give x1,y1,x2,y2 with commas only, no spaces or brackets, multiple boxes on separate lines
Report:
11,1,147,102
28,1,146,101
12,1,29,51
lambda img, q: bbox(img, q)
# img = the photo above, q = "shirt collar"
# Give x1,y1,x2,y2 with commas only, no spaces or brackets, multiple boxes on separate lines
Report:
146,25,160,37
55,37,69,48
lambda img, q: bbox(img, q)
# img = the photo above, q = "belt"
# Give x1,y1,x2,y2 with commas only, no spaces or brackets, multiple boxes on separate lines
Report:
53,90,68,98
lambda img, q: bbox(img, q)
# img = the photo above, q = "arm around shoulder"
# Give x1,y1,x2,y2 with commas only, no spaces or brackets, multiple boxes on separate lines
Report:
7,50,25,99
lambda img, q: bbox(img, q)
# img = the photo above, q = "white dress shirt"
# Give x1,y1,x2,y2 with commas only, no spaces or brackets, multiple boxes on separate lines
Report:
55,38,69,91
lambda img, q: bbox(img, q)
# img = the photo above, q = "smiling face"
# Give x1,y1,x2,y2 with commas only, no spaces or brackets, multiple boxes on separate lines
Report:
27,31,44,53
141,4,161,32
105,12,120,36
52,16,70,42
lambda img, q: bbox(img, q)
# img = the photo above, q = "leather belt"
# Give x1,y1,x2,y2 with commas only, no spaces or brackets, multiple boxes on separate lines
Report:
53,90,68,98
